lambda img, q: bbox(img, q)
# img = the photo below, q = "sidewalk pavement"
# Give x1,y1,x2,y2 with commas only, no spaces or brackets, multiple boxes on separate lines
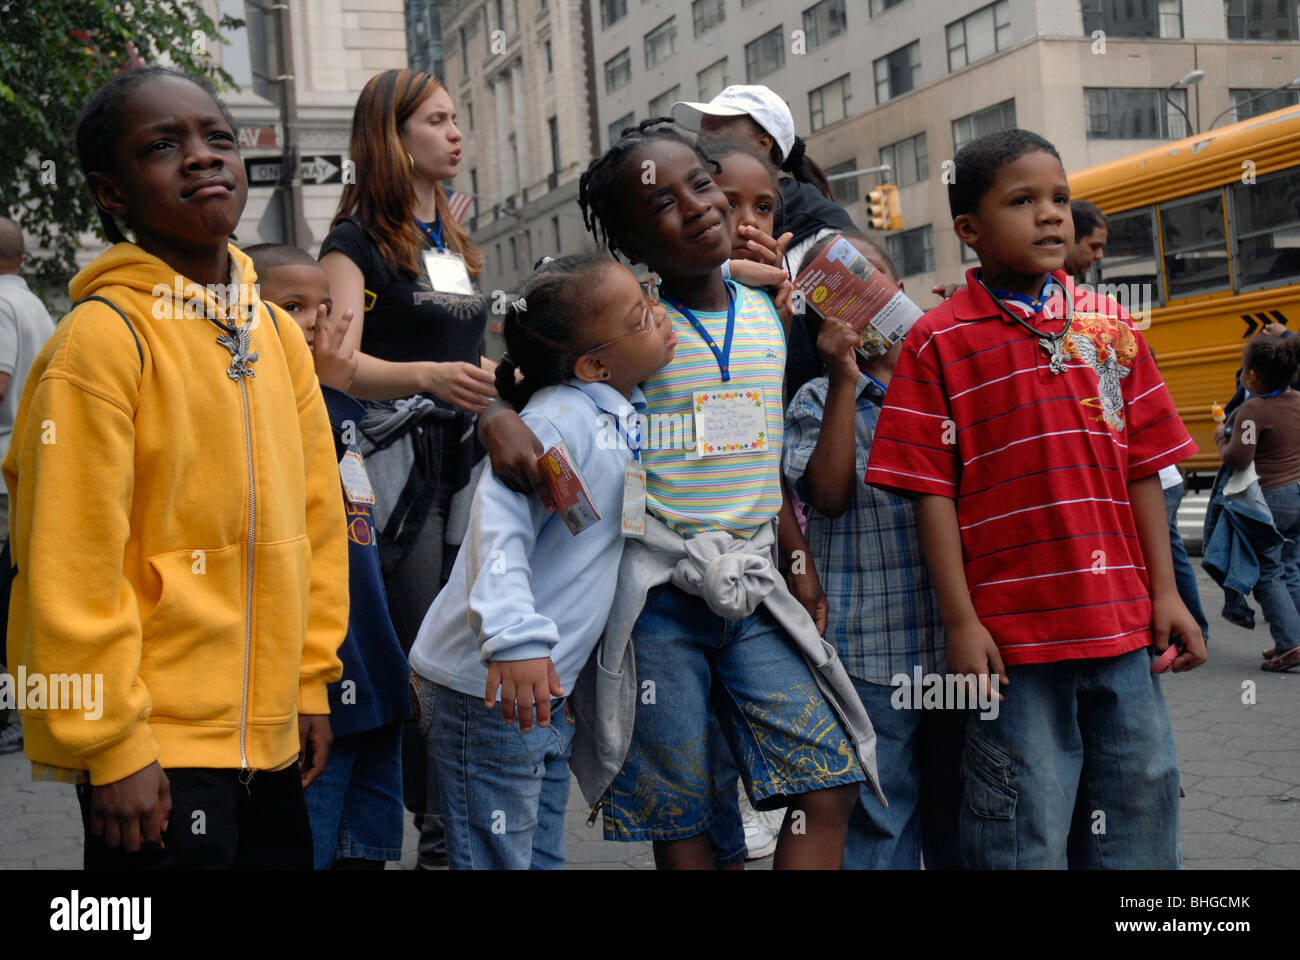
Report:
2,565,1296,870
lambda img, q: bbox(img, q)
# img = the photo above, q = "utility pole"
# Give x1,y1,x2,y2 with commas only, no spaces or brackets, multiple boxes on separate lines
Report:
254,1,308,247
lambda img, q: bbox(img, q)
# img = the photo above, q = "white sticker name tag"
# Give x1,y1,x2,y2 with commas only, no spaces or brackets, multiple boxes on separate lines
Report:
421,250,474,296
339,450,376,505
692,386,769,458
621,462,647,538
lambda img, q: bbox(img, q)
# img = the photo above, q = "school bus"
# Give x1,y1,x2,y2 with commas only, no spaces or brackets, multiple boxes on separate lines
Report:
1069,104,1300,479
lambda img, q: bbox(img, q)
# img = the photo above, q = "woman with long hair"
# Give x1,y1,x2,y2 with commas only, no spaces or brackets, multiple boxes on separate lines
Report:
318,68,494,869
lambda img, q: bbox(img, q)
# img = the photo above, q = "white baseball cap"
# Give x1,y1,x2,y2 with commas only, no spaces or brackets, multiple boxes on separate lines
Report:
671,85,796,163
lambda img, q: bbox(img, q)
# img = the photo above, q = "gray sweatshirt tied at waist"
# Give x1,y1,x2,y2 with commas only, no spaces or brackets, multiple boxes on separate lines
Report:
568,513,887,815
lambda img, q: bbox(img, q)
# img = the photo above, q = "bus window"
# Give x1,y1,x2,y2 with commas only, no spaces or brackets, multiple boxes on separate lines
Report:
1159,190,1231,300
1094,206,1163,306
1232,167,1300,291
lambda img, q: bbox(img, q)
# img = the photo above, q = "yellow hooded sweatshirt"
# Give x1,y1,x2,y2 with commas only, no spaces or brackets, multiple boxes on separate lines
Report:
3,243,348,785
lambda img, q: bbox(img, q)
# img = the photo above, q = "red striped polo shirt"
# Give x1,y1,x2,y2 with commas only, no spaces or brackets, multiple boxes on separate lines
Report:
864,268,1196,665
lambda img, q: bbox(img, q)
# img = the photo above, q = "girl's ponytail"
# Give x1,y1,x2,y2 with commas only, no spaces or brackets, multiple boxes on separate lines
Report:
781,136,835,201
1244,332,1300,393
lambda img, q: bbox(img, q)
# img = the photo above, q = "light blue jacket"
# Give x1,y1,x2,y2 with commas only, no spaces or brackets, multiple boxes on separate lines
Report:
409,380,645,698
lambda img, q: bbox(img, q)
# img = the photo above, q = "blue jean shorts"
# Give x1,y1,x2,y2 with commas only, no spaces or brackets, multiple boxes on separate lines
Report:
604,584,865,843
302,721,405,869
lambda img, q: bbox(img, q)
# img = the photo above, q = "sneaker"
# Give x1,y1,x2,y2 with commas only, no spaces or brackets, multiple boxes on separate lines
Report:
0,723,23,756
1261,646,1300,672
742,807,778,860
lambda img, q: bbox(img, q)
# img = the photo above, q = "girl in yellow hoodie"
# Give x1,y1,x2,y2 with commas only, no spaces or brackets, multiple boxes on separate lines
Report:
2,67,349,868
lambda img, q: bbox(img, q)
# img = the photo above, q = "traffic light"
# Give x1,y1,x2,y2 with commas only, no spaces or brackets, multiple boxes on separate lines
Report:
867,184,902,231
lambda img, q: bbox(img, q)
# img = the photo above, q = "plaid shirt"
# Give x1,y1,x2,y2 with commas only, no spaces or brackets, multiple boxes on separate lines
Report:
784,372,946,684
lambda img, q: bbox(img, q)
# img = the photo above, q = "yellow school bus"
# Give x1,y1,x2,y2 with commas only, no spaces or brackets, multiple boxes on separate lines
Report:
1069,104,1300,477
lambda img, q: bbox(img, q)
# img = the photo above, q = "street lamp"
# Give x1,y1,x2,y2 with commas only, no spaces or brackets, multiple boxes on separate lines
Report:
1207,78,1300,130
1163,69,1205,138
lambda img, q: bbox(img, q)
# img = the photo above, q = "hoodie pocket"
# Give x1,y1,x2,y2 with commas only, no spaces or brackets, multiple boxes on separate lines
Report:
139,543,244,723
250,535,313,723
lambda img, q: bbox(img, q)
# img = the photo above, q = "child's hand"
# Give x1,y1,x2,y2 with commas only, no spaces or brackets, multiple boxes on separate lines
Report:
485,657,565,732
947,620,1008,703
90,761,172,853
312,304,358,392
787,565,828,635
482,407,556,512
1151,590,1208,672
298,713,333,788
726,258,790,291
931,282,963,301
817,317,860,383
735,225,793,267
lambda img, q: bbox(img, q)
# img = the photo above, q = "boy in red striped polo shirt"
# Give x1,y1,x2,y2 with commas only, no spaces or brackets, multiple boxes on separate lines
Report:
865,129,1207,869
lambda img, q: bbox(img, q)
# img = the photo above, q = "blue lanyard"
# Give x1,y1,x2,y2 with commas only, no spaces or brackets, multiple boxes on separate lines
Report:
661,281,737,383
597,404,643,461
416,218,444,252
985,273,1056,314
1252,386,1287,399
863,373,888,395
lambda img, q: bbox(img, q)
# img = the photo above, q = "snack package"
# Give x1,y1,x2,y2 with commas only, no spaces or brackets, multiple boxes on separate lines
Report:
538,442,601,535
794,234,924,360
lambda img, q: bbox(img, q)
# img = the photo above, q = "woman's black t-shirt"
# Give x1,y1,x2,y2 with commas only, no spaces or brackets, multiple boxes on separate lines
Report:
319,216,488,365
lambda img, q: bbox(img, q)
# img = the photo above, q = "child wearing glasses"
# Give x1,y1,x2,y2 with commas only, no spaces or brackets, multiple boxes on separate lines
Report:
406,253,676,869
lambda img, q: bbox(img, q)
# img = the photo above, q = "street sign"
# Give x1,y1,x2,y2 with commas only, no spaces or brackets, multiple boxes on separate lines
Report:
238,125,281,149
245,155,345,187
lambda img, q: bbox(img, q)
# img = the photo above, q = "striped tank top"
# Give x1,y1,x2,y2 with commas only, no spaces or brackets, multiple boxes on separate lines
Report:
640,280,786,538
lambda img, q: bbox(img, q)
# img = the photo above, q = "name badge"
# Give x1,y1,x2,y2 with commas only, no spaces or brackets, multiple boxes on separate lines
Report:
692,386,769,458
421,250,474,296
621,462,647,538
338,450,376,505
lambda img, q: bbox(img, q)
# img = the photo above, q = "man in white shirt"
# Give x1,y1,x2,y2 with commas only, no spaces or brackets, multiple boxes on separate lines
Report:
0,217,55,755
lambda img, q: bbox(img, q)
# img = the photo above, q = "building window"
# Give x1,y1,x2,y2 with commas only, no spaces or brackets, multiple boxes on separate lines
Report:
1085,87,1189,139
552,215,562,253
1095,206,1164,305
540,0,547,10
952,98,1016,151
544,39,552,73
459,27,468,68
1229,87,1300,122
649,85,681,119
873,40,920,104
1225,0,1299,39
548,115,560,179
960,241,979,263
1231,167,1300,289
947,1,1010,72
469,167,479,228
879,132,928,187
600,0,627,29
645,17,677,70
745,26,786,82
604,48,631,93
885,225,935,276
808,75,851,132
495,0,505,32
1160,190,1231,299
697,58,729,101
467,100,474,130
608,112,634,148
1082,0,1183,38
826,158,860,206
510,235,518,271
870,0,906,13
803,0,847,49
693,0,726,36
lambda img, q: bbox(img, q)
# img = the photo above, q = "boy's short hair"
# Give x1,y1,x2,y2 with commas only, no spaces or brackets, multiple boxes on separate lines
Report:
799,230,901,284
948,129,1063,220
243,242,319,279
1071,199,1108,241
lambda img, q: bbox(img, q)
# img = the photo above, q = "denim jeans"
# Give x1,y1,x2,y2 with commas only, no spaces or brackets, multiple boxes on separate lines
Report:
844,677,965,870
1164,483,1210,643
303,722,405,869
958,646,1180,869
415,674,575,870
1253,482,1300,654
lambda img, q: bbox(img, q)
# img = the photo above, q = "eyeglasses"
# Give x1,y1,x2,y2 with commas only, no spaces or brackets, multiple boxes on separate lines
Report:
583,276,662,354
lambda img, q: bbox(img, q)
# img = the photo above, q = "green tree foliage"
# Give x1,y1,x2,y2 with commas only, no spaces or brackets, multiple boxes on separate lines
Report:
0,2,242,298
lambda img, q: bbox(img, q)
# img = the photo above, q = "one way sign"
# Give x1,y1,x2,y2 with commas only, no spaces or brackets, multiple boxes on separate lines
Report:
247,155,345,187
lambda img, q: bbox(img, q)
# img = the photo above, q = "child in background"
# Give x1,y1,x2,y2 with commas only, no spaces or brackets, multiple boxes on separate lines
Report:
786,231,963,869
1215,333,1300,672
865,129,1206,868
4,67,348,868
481,121,881,869
408,253,677,869
248,243,412,869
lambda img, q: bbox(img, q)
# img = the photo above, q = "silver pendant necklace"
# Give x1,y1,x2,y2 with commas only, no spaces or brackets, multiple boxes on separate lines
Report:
976,276,1072,375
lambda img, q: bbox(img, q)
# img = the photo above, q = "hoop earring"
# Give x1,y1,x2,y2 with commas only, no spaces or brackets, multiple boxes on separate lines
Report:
407,151,416,170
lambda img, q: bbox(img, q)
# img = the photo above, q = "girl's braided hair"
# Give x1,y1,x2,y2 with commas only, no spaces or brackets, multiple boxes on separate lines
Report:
577,117,721,262
1244,332,1300,394
75,66,238,244
494,251,615,409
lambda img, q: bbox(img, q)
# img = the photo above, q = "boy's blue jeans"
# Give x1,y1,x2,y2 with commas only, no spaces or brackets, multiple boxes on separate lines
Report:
959,646,1180,869
1164,483,1210,643
416,674,575,870
1253,482,1300,653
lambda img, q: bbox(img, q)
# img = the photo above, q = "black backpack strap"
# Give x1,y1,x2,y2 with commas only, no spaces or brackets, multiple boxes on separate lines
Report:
70,295,143,371
263,301,280,334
